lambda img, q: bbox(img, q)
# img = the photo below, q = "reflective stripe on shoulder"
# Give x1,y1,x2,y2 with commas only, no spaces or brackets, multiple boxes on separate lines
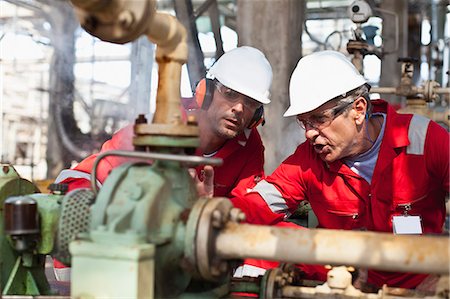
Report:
54,169,102,188
407,114,430,155
233,264,267,278
252,180,289,215
54,267,71,282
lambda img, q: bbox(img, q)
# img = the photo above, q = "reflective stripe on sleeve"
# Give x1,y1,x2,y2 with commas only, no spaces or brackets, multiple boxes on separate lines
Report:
54,169,102,188
233,264,267,278
252,180,290,215
407,114,430,155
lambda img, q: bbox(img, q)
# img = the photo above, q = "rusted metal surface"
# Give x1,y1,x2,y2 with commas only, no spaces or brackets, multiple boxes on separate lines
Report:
132,135,199,148
192,197,235,281
71,0,197,144
70,0,155,44
371,86,450,100
215,222,450,275
134,123,199,136
152,60,185,126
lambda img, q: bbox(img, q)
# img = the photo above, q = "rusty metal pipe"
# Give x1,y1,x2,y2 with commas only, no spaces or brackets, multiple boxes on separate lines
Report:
70,0,112,11
370,87,397,94
70,0,188,128
146,12,188,60
435,87,450,95
145,13,188,125
371,86,450,95
215,222,449,275
152,60,184,125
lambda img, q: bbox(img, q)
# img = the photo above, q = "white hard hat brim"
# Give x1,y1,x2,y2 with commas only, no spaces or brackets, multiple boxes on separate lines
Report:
207,46,273,105
283,106,300,117
213,75,271,104
284,51,367,117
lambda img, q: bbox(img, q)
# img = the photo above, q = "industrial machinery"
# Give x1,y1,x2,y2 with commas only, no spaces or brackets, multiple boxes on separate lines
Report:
373,57,450,129
1,163,449,298
1,0,449,298
346,0,450,129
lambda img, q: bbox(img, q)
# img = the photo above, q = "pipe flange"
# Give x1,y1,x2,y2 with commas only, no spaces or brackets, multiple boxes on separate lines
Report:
185,197,235,281
424,80,440,102
260,268,284,299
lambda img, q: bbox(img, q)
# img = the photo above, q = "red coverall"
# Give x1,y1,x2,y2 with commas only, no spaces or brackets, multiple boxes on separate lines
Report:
231,100,449,289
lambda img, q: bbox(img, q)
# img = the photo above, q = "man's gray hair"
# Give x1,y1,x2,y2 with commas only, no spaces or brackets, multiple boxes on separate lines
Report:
336,84,372,116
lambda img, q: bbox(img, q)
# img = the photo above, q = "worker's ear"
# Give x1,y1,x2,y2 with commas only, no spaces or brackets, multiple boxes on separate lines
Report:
353,96,367,125
247,106,265,129
194,79,215,110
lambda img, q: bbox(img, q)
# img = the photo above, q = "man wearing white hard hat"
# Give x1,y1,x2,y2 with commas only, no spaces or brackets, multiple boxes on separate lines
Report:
56,46,272,198
52,46,273,280
231,50,449,289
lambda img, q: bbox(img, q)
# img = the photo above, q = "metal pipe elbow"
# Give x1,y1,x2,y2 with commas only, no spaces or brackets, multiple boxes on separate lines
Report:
146,12,188,64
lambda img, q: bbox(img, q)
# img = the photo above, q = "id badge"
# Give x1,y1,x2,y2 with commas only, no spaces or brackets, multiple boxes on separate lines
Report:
392,215,423,234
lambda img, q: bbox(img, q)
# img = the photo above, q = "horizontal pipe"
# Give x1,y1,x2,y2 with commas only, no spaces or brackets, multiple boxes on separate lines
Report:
215,222,449,275
435,87,450,94
370,87,397,94
371,87,450,95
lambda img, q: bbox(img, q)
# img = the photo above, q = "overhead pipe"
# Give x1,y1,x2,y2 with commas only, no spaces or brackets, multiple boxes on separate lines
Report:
69,0,189,128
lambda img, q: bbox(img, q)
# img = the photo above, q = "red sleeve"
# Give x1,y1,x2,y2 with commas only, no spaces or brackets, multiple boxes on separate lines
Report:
231,192,285,225
60,177,91,192
74,124,136,183
229,128,265,198
231,144,311,225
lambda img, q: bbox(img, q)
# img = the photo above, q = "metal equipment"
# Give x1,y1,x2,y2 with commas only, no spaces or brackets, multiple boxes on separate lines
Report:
346,0,383,73
0,165,52,296
1,1,449,298
1,159,449,297
371,57,450,129
346,0,449,128
231,265,449,299
1,163,449,298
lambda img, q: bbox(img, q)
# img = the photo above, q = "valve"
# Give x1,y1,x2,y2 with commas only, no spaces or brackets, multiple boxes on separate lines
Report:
4,196,40,252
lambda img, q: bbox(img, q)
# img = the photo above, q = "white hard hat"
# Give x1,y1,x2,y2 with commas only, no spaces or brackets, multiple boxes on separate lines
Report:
207,46,273,104
284,50,367,117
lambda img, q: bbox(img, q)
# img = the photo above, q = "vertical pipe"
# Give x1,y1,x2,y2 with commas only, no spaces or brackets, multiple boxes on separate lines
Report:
152,60,183,125
146,12,188,126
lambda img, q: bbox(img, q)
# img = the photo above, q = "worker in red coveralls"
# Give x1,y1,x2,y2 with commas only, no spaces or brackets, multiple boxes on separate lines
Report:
52,46,273,281
231,50,449,290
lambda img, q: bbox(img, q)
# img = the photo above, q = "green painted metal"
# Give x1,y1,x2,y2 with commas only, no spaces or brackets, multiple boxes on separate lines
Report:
74,159,212,298
229,280,261,295
0,165,62,296
70,240,155,299
133,135,200,148
2,254,51,296
34,194,62,254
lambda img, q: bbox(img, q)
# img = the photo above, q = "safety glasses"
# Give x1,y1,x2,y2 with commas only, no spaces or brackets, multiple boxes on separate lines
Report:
296,100,354,131
214,81,262,111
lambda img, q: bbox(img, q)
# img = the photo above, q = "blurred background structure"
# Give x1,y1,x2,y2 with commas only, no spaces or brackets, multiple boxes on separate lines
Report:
1,0,449,181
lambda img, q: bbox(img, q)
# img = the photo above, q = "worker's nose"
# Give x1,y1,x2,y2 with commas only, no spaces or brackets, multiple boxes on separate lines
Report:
304,126,320,141
231,102,245,114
